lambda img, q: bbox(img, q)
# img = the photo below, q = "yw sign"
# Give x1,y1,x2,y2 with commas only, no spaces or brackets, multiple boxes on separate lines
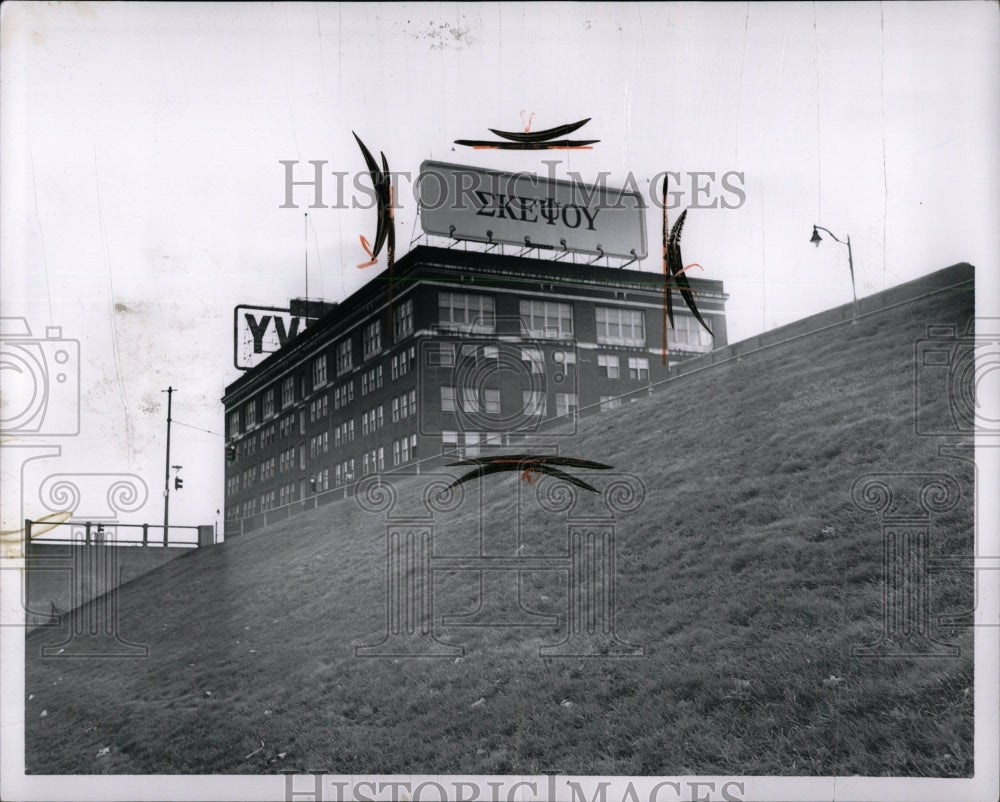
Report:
233,305,310,370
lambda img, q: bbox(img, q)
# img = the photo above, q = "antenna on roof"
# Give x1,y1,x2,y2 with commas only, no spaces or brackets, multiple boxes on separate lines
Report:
304,212,309,319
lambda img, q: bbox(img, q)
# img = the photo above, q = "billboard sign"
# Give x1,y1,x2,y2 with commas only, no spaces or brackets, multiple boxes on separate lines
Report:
234,305,312,370
417,160,647,259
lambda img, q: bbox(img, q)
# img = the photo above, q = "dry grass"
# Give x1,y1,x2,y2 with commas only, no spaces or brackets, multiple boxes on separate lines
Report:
25,285,975,776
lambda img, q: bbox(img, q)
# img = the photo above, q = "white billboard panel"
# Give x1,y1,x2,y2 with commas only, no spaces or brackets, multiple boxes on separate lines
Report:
418,161,647,259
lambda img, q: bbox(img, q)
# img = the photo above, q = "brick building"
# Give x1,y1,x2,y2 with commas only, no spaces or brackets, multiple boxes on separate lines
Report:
221,245,727,534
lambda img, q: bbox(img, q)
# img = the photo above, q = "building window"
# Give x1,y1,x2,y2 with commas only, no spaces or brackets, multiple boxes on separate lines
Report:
442,430,458,455
441,386,456,412
281,375,295,408
628,357,650,380
363,448,382,476
334,381,354,409
521,348,544,374
391,390,416,422
362,407,382,435
334,419,355,447
598,354,620,379
309,432,329,458
336,338,352,375
555,392,578,417
263,390,275,419
309,395,329,422
484,388,500,415
522,390,546,417
671,315,714,350
391,346,416,379
228,411,240,437
555,350,576,375
464,432,481,458
600,395,623,411
363,319,382,361
336,458,356,485
392,436,414,466
520,300,573,338
596,307,646,347
361,365,384,396
460,387,480,413
313,354,328,388
437,343,455,367
439,291,495,333
394,299,414,341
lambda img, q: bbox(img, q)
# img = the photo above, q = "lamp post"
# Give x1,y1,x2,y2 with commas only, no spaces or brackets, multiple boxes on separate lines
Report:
810,224,859,322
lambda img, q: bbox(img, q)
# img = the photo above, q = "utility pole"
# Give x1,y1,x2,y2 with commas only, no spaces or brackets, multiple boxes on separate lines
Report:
163,386,174,540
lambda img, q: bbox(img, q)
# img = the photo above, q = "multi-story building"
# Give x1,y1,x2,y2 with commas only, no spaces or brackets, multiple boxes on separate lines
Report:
222,244,727,533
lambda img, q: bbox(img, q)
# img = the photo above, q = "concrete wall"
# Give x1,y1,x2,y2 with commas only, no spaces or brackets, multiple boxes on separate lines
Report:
24,541,198,630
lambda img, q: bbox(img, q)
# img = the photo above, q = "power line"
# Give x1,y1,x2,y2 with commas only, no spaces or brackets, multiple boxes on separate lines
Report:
172,419,224,438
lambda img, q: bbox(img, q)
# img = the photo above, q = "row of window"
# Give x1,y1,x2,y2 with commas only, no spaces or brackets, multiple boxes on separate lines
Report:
441,430,505,459
391,389,417,422
278,447,297,473
309,432,329,458
361,406,384,435
231,361,640,463
597,355,650,380
360,365,384,396
230,429,424,501
362,447,385,475
309,395,329,422
336,300,415,376
392,434,418,466
230,431,421,503
440,388,578,418
227,294,688,437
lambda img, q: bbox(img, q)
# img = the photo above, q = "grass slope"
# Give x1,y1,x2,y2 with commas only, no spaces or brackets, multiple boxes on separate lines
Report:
26,284,975,776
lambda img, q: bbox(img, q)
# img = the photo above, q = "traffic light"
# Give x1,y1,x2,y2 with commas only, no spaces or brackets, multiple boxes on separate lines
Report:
226,445,236,462
309,477,316,493
174,476,184,491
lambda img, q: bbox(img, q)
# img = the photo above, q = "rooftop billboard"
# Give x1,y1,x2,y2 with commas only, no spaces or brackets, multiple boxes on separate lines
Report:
418,161,647,260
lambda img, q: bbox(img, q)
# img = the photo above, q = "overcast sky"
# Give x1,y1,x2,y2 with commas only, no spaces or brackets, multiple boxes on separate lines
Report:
2,1,997,531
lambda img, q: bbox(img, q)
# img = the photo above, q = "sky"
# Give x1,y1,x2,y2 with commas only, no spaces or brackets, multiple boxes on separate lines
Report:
1,1,998,533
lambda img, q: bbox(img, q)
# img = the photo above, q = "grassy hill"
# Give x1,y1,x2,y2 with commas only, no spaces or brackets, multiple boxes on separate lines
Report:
25,275,975,776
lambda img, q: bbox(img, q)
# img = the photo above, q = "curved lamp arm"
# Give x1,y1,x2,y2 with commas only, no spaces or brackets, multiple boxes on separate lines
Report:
810,224,858,321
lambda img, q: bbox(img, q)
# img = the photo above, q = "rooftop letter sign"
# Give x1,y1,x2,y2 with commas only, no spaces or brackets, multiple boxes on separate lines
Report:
417,160,647,260
233,305,311,370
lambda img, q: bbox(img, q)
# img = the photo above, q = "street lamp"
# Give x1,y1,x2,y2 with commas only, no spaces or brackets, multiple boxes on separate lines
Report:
810,224,859,322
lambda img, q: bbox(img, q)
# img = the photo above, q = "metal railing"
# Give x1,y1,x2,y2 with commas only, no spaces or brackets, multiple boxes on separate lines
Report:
26,519,201,548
